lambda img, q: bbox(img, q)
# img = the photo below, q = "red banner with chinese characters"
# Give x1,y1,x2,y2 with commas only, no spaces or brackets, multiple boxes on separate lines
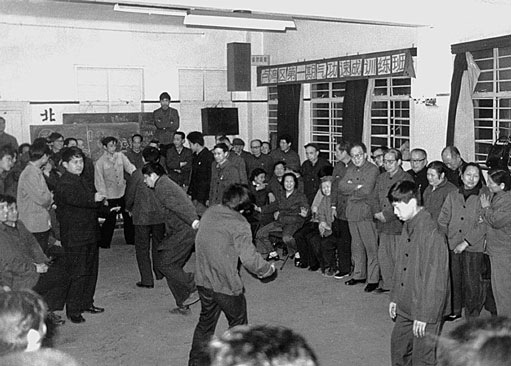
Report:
256,48,416,86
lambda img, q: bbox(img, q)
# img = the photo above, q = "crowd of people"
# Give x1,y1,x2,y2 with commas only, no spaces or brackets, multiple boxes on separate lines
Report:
1,92,511,365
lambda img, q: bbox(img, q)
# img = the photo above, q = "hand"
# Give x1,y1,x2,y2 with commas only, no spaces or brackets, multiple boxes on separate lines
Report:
94,193,106,202
110,206,121,213
374,212,386,223
260,264,278,283
331,207,337,221
299,207,308,217
356,184,363,190
480,194,491,209
453,241,469,254
389,302,397,320
180,162,187,167
35,263,48,273
274,211,280,220
191,219,200,230
254,206,262,213
205,200,210,207
268,192,276,203
413,320,427,338
53,240,62,247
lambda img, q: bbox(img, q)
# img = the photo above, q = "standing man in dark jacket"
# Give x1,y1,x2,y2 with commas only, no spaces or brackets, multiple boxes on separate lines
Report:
125,146,165,289
143,163,201,315
55,147,105,323
187,131,214,216
406,148,428,202
153,92,179,156
166,131,193,190
188,184,276,366
301,143,332,206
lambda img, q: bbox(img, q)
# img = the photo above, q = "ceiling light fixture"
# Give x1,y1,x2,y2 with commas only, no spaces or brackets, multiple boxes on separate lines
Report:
184,10,296,32
113,4,187,17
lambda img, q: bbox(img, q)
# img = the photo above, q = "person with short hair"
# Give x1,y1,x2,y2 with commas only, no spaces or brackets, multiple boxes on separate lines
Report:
301,143,332,206
0,289,47,357
166,131,193,189
423,161,457,223
94,136,136,248
142,163,200,315
187,131,214,215
371,146,388,174
208,325,318,366
124,134,144,170
231,138,251,162
407,148,429,201
245,139,273,181
188,184,276,366
270,134,300,172
55,147,106,323
0,145,15,195
209,143,241,206
218,137,247,184
261,141,271,155
442,146,468,187
0,117,19,151
125,147,166,289
153,92,179,156
388,180,449,366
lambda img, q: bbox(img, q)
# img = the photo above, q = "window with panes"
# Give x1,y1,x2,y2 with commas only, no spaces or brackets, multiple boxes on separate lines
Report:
472,46,511,163
310,82,345,162
267,86,279,148
370,77,411,152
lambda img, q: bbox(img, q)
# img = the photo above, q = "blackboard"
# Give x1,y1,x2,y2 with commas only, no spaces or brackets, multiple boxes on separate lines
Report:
63,112,156,144
30,122,140,161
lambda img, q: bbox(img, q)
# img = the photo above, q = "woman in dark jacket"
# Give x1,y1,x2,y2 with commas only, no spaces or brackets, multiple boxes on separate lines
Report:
423,161,457,223
255,172,309,260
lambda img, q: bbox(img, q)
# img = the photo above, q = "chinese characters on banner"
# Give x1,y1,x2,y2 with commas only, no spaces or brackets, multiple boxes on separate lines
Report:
257,48,416,86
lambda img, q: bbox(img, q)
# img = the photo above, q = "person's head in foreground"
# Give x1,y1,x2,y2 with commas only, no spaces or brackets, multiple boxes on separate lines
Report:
0,289,47,357
0,348,81,366
388,180,420,222
437,316,511,366
209,324,319,366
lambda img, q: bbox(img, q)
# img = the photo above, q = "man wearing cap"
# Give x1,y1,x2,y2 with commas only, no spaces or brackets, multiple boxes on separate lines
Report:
153,92,180,156
246,139,274,180
301,143,331,206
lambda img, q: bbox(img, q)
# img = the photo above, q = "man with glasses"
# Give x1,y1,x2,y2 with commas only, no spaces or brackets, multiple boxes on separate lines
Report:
406,148,429,201
371,149,413,293
246,139,273,180
339,143,380,292
371,146,388,174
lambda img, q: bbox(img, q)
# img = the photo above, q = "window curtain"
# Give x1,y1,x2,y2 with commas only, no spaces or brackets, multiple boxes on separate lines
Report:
446,52,480,160
342,79,369,144
362,79,375,149
277,84,301,151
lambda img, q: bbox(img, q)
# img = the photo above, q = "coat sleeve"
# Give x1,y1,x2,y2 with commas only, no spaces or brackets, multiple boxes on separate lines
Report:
94,159,107,197
437,193,453,236
352,166,379,199
234,221,272,277
19,222,49,264
157,181,198,225
58,181,98,209
482,194,511,229
121,153,136,175
19,170,52,209
124,171,139,211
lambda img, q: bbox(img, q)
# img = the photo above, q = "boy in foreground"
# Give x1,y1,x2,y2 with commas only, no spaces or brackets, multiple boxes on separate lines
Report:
388,180,449,366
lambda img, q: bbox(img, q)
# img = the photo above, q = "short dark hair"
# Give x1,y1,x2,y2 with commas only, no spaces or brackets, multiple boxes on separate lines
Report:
336,139,352,153
63,137,77,147
48,132,63,143
442,145,461,158
372,145,389,154
159,92,171,101
281,172,298,190
461,162,483,190
0,146,15,160
142,146,160,164
214,143,229,153
411,148,427,158
488,169,511,191
388,180,419,204
279,134,292,144
427,161,448,177
29,138,51,161
209,325,318,366
174,131,185,140
61,146,84,163
386,148,403,161
142,162,165,177
351,142,367,154
0,194,16,206
219,136,231,144
101,136,118,147
17,143,30,155
249,168,267,182
250,139,262,148
131,134,143,142
273,161,286,171
187,131,205,146
0,290,47,357
222,184,253,212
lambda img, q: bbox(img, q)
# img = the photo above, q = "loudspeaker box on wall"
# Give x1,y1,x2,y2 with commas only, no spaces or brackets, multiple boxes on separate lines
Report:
201,107,239,136
227,42,251,91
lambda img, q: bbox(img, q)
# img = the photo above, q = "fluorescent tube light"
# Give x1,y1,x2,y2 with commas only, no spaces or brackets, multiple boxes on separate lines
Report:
114,4,187,17
184,11,296,32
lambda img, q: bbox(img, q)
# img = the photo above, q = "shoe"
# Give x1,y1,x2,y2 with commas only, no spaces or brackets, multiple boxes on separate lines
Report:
67,314,86,324
169,306,191,315
374,287,390,294
334,271,349,280
136,282,154,288
266,253,280,261
345,278,366,286
294,258,302,267
444,314,462,322
82,305,105,314
364,283,379,292
182,290,200,306
308,265,320,272
324,268,336,277
47,312,65,326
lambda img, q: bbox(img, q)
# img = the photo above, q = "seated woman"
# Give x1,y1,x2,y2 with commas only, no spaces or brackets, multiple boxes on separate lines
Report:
423,161,457,223
255,172,309,261
247,168,273,235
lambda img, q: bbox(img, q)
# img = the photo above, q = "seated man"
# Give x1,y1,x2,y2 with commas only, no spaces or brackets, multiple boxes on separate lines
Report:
208,325,318,366
0,289,47,357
